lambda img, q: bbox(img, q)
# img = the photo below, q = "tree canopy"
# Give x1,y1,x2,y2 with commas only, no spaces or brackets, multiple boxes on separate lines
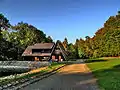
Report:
0,14,53,61
11,22,48,47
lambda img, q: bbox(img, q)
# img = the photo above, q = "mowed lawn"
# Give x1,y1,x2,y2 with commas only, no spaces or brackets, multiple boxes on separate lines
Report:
86,58,120,90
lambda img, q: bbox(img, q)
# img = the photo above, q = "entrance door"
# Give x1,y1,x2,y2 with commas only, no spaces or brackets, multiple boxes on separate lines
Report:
59,56,61,61
52,55,55,61
55,55,59,61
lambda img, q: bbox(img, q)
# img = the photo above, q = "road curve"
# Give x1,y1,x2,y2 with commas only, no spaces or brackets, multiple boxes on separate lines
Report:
20,64,99,90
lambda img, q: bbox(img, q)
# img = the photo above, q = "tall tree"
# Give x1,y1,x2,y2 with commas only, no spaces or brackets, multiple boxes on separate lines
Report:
74,39,80,58
46,36,53,43
0,14,10,39
67,43,78,59
62,37,68,50
0,14,11,60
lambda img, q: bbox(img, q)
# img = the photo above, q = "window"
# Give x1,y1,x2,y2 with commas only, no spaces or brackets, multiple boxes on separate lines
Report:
32,49,51,53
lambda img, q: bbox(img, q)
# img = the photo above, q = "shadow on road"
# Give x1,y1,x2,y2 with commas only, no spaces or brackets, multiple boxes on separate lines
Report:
85,59,107,63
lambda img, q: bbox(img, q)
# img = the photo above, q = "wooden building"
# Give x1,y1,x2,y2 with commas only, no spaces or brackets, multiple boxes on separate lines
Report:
22,40,68,61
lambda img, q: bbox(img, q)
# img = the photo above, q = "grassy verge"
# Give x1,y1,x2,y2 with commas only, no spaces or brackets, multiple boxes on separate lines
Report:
0,63,65,86
86,58,120,90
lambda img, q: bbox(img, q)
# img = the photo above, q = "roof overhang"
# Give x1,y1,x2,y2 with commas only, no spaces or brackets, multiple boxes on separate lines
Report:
22,53,51,57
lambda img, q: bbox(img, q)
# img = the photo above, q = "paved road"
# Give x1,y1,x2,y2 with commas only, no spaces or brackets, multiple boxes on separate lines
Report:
20,64,99,90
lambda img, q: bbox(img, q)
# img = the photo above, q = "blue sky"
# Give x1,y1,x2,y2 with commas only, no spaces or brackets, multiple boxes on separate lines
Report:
0,0,120,43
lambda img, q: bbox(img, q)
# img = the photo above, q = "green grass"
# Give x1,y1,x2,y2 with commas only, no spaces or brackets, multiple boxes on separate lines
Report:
86,58,120,90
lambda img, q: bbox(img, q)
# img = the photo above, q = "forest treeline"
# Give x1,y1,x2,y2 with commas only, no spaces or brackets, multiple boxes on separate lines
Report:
64,11,120,59
0,11,120,61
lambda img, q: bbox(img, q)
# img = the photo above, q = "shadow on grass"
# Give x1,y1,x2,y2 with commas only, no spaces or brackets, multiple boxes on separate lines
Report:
113,64,120,69
91,64,120,90
85,59,107,63
0,72,23,77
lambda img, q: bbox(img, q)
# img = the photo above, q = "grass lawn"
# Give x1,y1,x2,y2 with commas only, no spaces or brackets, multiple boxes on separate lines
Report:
86,58,120,90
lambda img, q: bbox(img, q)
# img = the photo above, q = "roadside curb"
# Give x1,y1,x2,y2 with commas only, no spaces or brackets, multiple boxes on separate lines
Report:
1,64,66,90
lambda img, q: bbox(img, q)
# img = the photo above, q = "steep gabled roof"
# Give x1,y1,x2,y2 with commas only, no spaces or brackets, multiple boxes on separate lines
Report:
55,40,68,60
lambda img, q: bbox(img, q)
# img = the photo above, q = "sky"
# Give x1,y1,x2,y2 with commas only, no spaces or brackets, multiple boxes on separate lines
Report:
0,0,120,43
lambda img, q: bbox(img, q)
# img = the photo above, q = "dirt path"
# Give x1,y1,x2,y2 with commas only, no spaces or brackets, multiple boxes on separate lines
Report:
20,64,99,90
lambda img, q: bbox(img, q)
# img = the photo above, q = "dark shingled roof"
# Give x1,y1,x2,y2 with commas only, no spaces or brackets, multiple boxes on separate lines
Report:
33,43,54,49
22,43,55,56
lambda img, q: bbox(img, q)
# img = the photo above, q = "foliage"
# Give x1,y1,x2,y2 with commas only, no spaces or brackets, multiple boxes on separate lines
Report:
67,43,78,59
0,13,10,39
0,14,11,60
11,22,52,47
62,37,68,50
0,14,10,30
45,36,53,43
75,12,120,58
62,38,79,59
